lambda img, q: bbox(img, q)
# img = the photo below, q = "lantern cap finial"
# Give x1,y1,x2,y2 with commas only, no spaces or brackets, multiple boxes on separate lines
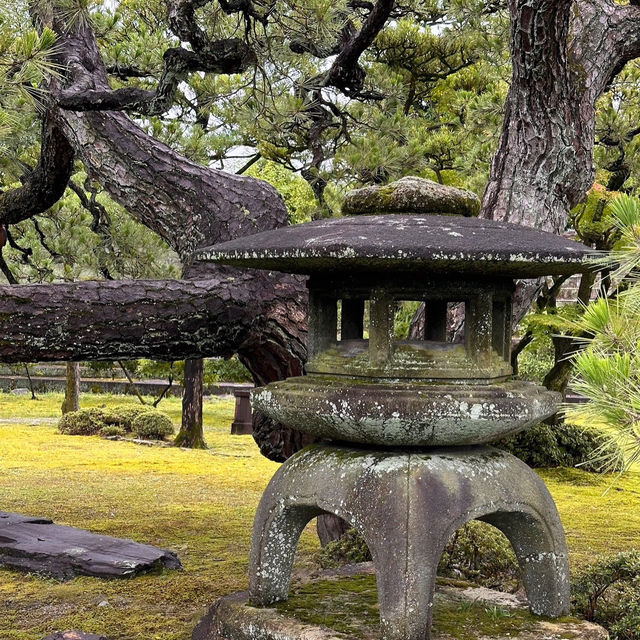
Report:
342,176,481,217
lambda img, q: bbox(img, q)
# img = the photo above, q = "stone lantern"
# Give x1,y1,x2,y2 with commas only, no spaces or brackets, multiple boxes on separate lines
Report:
195,187,595,640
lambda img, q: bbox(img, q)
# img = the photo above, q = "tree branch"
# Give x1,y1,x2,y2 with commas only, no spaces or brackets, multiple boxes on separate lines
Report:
0,269,306,363
324,0,395,94
0,113,74,225
58,42,256,114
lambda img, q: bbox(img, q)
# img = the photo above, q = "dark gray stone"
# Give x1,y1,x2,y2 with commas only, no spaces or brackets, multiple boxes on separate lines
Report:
252,378,560,447
248,444,570,640
0,512,182,580
196,215,596,277
231,388,253,435
342,176,481,217
10,387,30,395
42,633,108,640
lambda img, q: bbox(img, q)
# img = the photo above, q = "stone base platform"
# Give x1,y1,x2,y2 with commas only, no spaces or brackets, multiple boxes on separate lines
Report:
193,571,606,640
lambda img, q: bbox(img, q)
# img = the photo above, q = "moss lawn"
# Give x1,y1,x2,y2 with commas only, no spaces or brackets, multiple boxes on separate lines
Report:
0,392,638,639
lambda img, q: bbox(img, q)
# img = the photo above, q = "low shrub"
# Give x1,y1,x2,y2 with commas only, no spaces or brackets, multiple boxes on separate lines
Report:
496,422,622,472
59,406,174,441
58,408,110,435
517,339,554,384
316,528,372,569
131,410,175,440
572,550,640,640
99,425,126,438
438,521,519,591
316,521,520,591
104,406,148,428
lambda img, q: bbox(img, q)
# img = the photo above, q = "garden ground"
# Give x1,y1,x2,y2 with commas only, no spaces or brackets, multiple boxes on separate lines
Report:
0,392,638,639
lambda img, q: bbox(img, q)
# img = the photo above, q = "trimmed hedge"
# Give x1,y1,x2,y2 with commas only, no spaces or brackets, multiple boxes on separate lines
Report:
58,407,175,441
132,410,175,439
496,422,623,472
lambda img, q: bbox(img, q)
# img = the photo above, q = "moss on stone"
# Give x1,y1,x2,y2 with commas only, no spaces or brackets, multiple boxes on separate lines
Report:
276,574,583,639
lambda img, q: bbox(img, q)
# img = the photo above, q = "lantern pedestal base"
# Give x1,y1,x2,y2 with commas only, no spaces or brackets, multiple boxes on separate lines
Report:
193,581,607,640
248,444,570,640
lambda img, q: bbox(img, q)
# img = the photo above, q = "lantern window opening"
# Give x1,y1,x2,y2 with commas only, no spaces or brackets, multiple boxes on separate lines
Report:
336,298,367,342
392,299,466,346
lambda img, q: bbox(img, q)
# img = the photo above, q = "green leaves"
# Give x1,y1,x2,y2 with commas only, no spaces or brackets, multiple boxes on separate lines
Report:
564,196,640,473
0,26,60,113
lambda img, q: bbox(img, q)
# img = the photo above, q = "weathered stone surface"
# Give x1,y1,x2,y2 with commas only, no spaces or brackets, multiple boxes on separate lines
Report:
0,512,182,580
247,444,570,640
11,387,30,395
42,632,108,640
193,578,606,640
252,378,560,447
341,177,481,217
197,214,596,277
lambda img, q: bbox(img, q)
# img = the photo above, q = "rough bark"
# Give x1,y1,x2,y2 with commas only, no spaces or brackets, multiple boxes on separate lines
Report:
37,7,288,264
482,0,640,323
0,114,74,225
317,514,352,547
175,358,206,449
61,362,81,414
0,270,306,363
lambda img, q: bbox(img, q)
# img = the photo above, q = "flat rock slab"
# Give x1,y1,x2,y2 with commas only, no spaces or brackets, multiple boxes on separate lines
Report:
193,572,607,640
0,512,181,580
42,632,108,640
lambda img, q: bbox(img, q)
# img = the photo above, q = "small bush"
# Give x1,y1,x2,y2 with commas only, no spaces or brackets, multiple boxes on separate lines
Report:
316,528,372,569
496,422,623,472
316,521,519,591
58,406,172,441
131,410,175,440
572,550,640,640
59,408,109,435
104,406,148,428
438,521,519,591
99,425,126,438
517,336,554,384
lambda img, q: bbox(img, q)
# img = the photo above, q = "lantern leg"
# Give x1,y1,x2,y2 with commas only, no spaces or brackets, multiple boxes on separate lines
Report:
248,444,570,640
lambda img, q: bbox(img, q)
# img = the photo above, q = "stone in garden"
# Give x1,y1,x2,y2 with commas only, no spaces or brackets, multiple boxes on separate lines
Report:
193,572,608,640
0,512,181,581
197,199,596,640
11,387,30,395
341,176,481,216
231,387,253,435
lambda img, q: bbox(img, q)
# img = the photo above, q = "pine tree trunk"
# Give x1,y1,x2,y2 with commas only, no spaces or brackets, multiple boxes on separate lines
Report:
61,362,81,414
317,515,352,547
481,0,640,324
175,358,206,448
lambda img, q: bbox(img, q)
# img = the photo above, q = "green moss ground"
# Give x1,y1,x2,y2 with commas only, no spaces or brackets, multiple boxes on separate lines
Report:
277,574,581,639
0,392,638,639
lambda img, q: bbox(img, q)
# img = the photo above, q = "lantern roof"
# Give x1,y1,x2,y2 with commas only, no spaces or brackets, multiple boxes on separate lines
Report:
196,214,597,277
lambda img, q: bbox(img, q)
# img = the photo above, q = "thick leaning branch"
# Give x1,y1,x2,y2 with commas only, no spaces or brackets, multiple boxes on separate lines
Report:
37,8,288,261
0,113,74,225
0,269,306,365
